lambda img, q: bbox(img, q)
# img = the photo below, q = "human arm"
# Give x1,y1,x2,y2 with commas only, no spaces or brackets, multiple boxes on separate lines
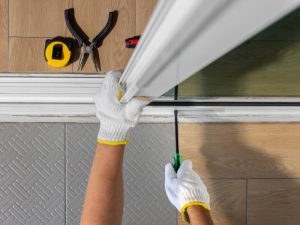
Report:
80,71,149,225
187,205,214,225
80,143,125,225
165,160,214,224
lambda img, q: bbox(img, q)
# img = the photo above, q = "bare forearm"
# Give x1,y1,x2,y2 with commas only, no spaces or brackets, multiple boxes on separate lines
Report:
187,206,214,225
80,143,125,225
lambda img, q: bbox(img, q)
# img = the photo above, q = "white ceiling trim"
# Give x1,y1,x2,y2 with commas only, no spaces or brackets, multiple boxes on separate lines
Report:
120,0,300,102
1,74,300,123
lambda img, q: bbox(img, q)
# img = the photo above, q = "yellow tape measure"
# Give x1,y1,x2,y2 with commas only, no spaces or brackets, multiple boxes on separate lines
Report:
44,37,72,68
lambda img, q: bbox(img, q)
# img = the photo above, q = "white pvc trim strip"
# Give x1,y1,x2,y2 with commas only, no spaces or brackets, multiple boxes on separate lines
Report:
120,0,300,102
1,74,300,123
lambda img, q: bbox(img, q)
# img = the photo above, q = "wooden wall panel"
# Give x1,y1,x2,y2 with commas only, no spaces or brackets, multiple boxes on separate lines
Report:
111,0,136,70
9,0,72,37
73,0,113,73
178,179,246,225
5,0,158,73
0,36,8,71
9,38,72,72
136,0,157,34
178,123,300,225
0,0,8,71
248,179,300,225
0,0,8,35
179,123,300,178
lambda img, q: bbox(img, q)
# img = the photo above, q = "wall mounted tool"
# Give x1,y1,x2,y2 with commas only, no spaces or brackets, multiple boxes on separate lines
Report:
44,37,73,68
125,35,141,48
64,8,118,72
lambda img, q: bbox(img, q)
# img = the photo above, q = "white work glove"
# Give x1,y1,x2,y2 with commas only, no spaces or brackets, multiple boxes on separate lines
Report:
165,160,210,223
95,70,150,145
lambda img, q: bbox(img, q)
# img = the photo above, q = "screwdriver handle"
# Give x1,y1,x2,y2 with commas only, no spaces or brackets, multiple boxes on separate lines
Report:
125,35,141,48
172,153,183,173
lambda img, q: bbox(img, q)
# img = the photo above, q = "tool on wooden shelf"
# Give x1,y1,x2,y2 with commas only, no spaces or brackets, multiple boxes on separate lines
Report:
64,8,118,72
125,35,141,48
44,37,73,68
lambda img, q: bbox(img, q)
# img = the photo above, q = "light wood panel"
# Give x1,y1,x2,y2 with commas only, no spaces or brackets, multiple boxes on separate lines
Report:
9,0,72,37
9,37,72,72
136,0,157,34
248,179,300,225
178,179,246,225
0,0,8,35
0,35,8,71
73,0,113,73
179,123,300,178
4,0,156,73
0,0,8,71
179,41,300,97
111,0,136,70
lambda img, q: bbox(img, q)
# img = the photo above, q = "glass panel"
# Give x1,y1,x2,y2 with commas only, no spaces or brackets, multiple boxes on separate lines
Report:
179,7,300,97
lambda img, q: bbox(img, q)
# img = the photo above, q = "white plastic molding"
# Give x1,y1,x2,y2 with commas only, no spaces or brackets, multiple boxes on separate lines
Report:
1,74,300,123
120,0,300,102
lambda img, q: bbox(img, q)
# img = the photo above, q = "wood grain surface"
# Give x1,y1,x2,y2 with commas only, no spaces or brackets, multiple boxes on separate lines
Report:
73,0,113,73
0,0,8,35
0,35,8,71
9,0,72,37
178,123,300,225
179,123,300,178
0,0,8,71
9,37,72,72
178,179,246,225
4,0,156,73
111,0,136,70
248,179,300,225
136,0,157,34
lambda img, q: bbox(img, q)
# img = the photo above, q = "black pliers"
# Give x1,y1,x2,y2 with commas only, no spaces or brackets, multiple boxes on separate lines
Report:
64,8,118,71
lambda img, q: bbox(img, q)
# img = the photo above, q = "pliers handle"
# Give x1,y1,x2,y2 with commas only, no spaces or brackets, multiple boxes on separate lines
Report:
92,11,118,48
64,8,118,71
64,8,86,47
64,8,117,48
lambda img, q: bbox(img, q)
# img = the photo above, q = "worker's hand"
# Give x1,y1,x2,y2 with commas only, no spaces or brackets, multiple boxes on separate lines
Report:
165,160,210,223
95,70,150,145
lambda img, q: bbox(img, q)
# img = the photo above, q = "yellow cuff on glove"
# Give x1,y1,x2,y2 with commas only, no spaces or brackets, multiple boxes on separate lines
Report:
97,139,128,146
181,201,210,223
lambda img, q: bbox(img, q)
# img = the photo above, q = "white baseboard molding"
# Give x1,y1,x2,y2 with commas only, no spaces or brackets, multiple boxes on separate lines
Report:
1,74,300,123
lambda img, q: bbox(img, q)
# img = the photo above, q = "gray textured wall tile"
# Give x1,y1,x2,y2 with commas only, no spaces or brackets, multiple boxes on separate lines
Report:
0,123,65,225
66,123,98,225
66,123,177,225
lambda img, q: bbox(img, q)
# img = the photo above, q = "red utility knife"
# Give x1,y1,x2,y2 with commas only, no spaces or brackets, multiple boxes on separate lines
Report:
125,35,141,48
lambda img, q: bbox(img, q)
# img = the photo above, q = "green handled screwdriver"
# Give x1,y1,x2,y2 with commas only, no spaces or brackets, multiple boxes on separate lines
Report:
173,153,183,172
172,109,183,172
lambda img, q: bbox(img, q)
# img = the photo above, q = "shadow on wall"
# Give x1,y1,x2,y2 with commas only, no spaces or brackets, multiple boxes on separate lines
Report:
199,123,300,225
197,7,300,225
